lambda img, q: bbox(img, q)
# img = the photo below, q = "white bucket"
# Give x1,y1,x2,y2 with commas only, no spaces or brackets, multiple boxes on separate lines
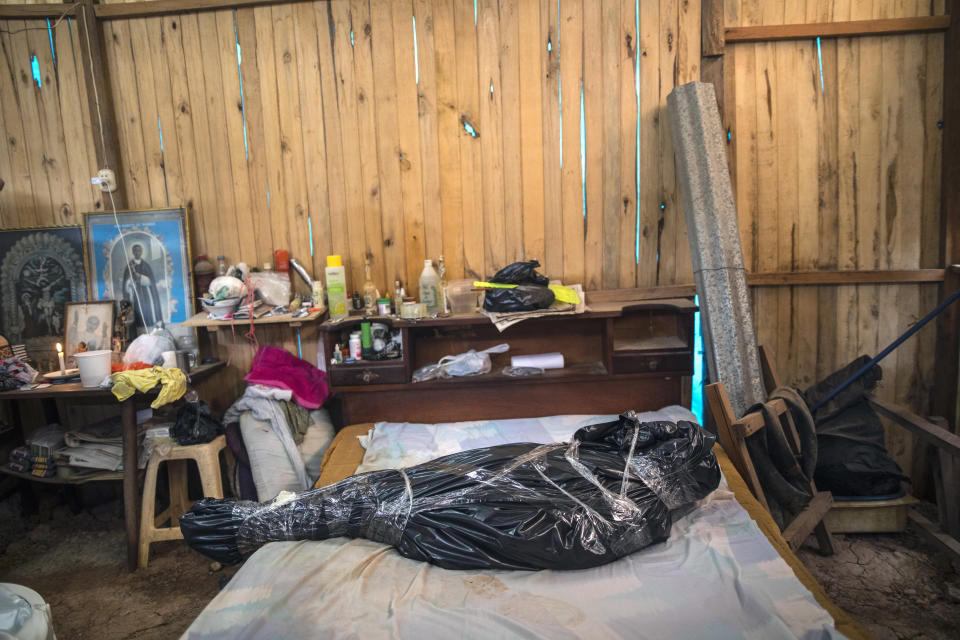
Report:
74,350,112,387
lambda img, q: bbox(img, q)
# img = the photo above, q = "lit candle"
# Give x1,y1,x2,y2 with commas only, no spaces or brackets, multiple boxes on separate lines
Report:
56,343,66,375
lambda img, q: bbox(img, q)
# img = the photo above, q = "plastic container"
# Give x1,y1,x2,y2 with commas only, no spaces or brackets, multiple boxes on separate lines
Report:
274,249,290,273
377,298,391,315
325,255,349,319
348,332,362,359
193,255,216,308
419,259,441,316
447,279,479,314
75,349,112,387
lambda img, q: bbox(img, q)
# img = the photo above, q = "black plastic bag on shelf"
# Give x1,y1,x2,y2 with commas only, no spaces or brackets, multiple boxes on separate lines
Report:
483,259,555,312
483,284,555,313
172,401,224,446
488,259,550,286
180,413,720,571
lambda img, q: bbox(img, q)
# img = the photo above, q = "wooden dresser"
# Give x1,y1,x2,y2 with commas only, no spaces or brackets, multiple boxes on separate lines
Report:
319,298,697,426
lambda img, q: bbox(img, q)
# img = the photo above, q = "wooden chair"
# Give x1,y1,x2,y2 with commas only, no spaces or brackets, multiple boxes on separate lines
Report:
706,380,835,554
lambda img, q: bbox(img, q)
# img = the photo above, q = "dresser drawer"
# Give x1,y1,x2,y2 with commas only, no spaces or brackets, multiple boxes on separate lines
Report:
612,350,692,375
329,361,407,386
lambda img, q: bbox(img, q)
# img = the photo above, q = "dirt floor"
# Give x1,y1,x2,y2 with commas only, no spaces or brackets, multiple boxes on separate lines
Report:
1,484,959,639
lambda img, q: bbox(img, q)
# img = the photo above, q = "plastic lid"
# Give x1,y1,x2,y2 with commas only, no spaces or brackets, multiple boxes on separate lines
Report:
217,255,224,259
377,298,390,303
327,255,343,267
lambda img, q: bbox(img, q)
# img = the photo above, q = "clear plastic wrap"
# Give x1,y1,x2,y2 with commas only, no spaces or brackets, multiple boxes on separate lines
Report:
411,343,509,382
180,413,721,571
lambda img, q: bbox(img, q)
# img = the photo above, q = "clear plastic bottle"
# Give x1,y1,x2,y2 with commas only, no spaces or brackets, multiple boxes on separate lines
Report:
419,259,441,317
216,255,227,276
362,259,378,316
438,254,449,314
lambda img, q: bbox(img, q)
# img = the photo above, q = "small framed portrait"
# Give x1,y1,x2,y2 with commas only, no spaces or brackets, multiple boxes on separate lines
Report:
0,226,88,362
64,300,114,359
83,208,194,330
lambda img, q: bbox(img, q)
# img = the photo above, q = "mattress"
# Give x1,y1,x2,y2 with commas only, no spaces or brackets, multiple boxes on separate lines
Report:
183,423,869,640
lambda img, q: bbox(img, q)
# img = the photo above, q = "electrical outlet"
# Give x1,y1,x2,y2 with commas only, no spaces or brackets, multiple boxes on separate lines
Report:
91,169,116,192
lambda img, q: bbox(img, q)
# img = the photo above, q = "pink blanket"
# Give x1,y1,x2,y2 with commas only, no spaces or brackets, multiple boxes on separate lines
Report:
244,346,328,409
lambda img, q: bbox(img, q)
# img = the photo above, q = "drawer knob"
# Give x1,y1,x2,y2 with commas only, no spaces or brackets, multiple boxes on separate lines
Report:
361,369,379,383
648,358,660,371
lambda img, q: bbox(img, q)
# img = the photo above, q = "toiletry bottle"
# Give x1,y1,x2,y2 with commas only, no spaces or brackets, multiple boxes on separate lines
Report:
438,254,449,315
325,255,349,319
419,259,441,317
216,255,227,276
393,280,402,315
362,258,378,316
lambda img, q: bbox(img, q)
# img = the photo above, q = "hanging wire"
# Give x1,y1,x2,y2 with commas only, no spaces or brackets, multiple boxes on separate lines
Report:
0,4,76,36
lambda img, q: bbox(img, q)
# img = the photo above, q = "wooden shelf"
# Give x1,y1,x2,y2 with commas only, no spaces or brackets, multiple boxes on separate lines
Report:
183,309,325,330
0,465,123,485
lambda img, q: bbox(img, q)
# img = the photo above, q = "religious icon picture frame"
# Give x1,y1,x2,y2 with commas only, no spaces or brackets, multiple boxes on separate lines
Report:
82,208,194,331
63,300,115,361
0,225,89,367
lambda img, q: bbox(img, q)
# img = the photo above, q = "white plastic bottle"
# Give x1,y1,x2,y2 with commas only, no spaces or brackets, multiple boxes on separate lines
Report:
325,255,349,319
419,259,441,317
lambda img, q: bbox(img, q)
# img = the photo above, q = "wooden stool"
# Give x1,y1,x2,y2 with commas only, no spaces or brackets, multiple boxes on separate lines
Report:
138,434,227,568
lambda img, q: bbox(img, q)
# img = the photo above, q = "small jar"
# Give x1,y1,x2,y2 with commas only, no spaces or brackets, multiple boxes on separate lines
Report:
348,332,362,359
376,298,391,316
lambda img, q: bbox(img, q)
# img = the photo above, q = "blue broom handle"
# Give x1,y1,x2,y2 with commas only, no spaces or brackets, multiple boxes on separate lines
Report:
810,285,960,413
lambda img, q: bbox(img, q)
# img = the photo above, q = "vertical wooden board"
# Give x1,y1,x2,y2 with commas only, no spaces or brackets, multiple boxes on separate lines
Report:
391,0,427,289
351,0,389,288
599,0,620,288
920,32,943,269
582,0,603,291
454,0,484,280
518,0,544,268
540,0,561,280
891,282,920,472
898,33,923,271
251,6,287,270
8,22,56,225
270,4,312,276
411,0,444,263
52,19,100,219
234,8,274,269
816,33,840,380
313,1,351,274
559,0,583,285
213,9,257,270
0,25,38,225
634,0,658,287
617,0,637,288
753,42,777,274
0,87,17,224
197,11,239,260
328,0,371,290
672,0,699,285
654,0,678,287
431,0,465,281
732,45,757,271
66,16,104,215
368,0,407,289
26,23,74,226
498,0,523,266
126,18,167,208
291,0,333,282
476,0,506,275
386,0,426,284
180,13,223,263
143,17,183,211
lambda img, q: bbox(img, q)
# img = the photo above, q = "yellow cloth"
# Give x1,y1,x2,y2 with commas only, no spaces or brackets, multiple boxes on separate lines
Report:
110,366,187,409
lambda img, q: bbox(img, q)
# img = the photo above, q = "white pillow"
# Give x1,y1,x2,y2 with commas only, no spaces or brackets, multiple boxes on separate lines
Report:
300,409,335,481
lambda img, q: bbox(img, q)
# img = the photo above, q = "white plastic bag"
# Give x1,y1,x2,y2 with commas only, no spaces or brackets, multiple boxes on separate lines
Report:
412,343,509,382
249,271,291,306
123,332,176,366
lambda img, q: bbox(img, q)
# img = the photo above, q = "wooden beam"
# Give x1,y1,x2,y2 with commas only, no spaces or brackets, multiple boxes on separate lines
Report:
93,0,318,20
701,0,724,56
935,0,960,435
746,269,945,286
75,0,126,208
869,397,960,458
725,16,951,43
0,3,78,19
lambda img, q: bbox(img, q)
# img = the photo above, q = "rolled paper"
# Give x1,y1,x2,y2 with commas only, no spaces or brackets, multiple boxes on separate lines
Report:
510,352,565,370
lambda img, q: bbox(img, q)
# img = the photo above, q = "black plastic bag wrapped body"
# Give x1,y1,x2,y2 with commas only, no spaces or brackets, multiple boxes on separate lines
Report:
483,260,555,313
180,414,720,571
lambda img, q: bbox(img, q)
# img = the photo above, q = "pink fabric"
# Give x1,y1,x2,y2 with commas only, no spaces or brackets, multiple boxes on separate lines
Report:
244,345,329,409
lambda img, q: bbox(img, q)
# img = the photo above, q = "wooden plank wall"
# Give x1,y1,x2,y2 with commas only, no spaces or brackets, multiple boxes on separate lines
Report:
724,0,945,475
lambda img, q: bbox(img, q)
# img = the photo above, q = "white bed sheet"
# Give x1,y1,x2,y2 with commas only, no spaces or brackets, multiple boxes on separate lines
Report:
183,477,843,639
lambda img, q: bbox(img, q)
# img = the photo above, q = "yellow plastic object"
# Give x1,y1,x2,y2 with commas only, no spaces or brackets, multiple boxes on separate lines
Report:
326,254,342,268
472,281,580,305
547,284,580,305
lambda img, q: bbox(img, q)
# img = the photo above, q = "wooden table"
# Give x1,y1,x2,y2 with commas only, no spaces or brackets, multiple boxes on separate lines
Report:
0,361,225,570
